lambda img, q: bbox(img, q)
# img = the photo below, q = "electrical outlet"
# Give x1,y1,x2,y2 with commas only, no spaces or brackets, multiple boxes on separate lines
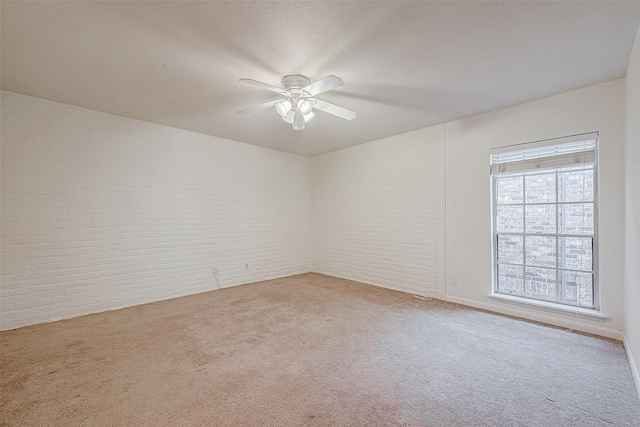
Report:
449,275,458,286
212,267,218,275
245,263,249,270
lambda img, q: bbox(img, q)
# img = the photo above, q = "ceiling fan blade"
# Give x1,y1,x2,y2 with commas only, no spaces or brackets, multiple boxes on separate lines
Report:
238,79,291,96
300,75,344,97
236,100,278,115
310,98,357,121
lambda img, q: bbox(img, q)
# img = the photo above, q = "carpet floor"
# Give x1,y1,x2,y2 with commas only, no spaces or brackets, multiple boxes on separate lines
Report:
1,273,639,426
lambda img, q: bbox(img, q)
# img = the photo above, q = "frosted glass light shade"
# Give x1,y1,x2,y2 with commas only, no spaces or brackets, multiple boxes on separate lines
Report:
282,110,294,124
298,100,312,115
275,100,292,117
303,111,315,123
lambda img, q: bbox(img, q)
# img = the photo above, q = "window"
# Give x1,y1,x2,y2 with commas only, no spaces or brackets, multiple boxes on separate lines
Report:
490,133,598,309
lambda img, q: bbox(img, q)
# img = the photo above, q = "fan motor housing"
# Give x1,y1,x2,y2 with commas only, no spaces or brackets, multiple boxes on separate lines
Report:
281,75,311,93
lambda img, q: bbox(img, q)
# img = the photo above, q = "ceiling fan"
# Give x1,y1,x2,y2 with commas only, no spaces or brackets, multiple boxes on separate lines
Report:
236,74,357,131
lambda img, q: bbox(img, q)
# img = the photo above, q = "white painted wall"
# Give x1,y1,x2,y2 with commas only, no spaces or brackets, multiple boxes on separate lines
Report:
0,91,312,330
311,79,626,340
445,79,626,339
311,126,446,298
624,26,640,393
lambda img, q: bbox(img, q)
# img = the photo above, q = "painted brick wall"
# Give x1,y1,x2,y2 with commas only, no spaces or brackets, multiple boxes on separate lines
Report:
311,126,446,298
0,91,312,330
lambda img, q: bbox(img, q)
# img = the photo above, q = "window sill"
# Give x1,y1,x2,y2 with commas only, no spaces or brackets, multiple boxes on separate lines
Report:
487,292,608,319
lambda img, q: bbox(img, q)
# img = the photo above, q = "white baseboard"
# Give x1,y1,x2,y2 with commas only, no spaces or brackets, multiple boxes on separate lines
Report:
311,272,623,340
624,335,640,400
445,295,624,341
312,271,440,299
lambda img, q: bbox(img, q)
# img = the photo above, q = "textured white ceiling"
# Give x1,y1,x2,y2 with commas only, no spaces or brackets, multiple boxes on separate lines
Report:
2,1,639,157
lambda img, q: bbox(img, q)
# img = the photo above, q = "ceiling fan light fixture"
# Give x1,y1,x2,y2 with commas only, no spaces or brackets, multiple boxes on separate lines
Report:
275,99,292,117
238,74,356,131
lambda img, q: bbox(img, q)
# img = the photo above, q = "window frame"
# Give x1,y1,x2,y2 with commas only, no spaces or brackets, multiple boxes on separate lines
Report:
490,140,600,311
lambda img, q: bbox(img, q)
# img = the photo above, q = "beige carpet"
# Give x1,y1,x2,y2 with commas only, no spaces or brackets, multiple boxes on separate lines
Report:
1,273,639,426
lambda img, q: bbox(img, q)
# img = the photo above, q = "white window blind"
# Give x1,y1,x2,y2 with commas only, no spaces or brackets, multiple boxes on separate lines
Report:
490,133,598,175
